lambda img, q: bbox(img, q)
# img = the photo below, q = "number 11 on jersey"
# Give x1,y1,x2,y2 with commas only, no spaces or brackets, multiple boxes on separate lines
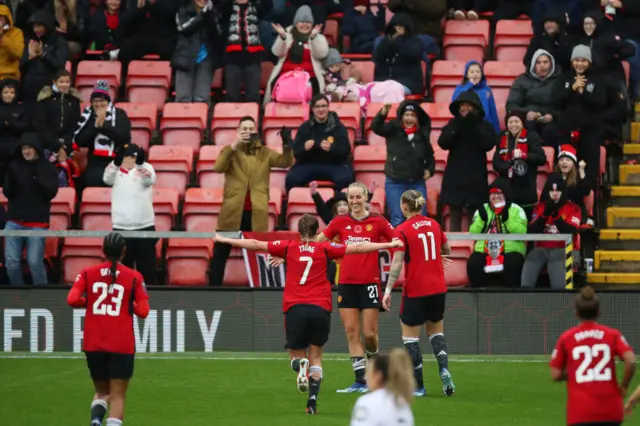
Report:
418,232,436,261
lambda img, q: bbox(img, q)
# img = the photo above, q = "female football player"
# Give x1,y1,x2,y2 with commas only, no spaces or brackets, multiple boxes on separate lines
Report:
67,232,150,426
214,214,402,414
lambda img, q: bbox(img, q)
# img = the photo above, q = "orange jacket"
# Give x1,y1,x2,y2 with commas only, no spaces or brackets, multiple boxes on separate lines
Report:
0,5,24,81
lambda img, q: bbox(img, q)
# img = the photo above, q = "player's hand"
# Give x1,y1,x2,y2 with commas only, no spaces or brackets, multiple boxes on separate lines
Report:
213,234,230,244
442,256,454,270
382,294,392,311
390,238,403,249
267,255,285,268
625,400,636,417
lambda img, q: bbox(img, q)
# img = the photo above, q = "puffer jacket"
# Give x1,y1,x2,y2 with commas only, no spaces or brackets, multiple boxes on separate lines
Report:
171,2,222,72
506,49,560,117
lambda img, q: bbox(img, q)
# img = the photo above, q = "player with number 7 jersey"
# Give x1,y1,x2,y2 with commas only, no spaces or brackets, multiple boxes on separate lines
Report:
550,287,636,426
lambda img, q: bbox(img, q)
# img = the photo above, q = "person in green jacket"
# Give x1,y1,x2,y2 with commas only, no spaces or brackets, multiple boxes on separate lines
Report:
466,178,528,288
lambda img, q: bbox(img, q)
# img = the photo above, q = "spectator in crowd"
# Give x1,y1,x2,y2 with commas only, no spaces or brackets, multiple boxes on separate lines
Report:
48,0,91,59
0,79,30,184
3,132,58,285
438,90,497,232
280,0,342,27
258,0,285,58
506,49,561,148
111,0,179,65
521,172,581,289
103,143,158,285
35,69,81,157
484,0,533,22
219,0,271,103
603,0,640,99
0,3,24,81
466,178,528,288
14,0,48,30
90,0,127,54
553,45,621,190
524,9,573,72
452,60,500,133
264,5,328,104
450,0,486,20
20,10,68,103
342,0,386,54
370,101,434,226
285,94,352,193
387,0,446,53
492,111,546,219
373,12,424,96
323,48,363,102
211,116,293,286
74,80,131,187
542,144,591,221
172,0,221,103
532,1,585,34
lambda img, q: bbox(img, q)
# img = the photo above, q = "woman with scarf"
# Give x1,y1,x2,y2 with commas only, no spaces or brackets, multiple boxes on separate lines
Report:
74,80,131,188
370,100,434,227
452,60,500,134
219,0,271,103
264,5,328,105
492,110,546,220
466,178,528,288
90,0,127,56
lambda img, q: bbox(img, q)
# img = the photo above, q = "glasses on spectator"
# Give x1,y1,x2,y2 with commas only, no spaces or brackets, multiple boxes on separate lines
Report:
314,104,329,109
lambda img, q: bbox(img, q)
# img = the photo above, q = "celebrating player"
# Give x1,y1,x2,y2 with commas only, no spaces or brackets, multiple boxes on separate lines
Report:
382,190,455,397
213,214,402,415
316,182,397,393
550,286,636,426
67,232,150,426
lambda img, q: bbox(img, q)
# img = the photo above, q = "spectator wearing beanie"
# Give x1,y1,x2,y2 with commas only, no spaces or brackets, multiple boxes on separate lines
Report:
280,0,342,27
74,80,131,188
20,10,68,104
466,178,528,288
438,90,497,232
342,0,386,55
0,79,31,183
220,0,271,103
492,110,546,220
264,5,329,105
452,60,500,133
90,0,127,54
0,3,24,81
521,172,581,289
3,132,58,285
103,143,158,285
370,100,435,226
524,8,573,72
172,0,222,103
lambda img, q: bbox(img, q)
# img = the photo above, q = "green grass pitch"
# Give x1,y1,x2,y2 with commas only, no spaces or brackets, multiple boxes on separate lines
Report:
1,353,638,426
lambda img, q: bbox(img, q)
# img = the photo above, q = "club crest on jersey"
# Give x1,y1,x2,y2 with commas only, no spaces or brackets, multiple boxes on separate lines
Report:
354,225,363,234
366,224,373,232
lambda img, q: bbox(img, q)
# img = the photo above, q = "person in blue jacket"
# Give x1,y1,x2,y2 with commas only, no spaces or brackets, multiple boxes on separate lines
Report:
451,60,500,133
342,0,386,54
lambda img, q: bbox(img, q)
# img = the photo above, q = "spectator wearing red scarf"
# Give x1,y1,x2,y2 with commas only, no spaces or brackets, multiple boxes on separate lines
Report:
90,0,126,56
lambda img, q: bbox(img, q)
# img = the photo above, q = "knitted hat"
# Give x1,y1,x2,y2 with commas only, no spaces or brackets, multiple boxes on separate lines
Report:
91,80,110,102
558,144,578,163
571,45,592,63
293,5,314,25
504,110,526,126
544,172,566,193
123,143,142,158
323,48,343,68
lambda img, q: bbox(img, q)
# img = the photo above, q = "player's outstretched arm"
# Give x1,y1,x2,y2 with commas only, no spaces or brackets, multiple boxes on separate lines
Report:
346,239,403,255
620,350,637,397
382,250,405,311
67,272,87,308
214,234,268,252
626,385,640,417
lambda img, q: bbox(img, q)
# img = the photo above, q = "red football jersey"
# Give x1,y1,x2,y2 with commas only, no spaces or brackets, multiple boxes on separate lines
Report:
322,213,394,284
70,262,149,354
268,240,347,313
550,321,634,425
394,215,448,297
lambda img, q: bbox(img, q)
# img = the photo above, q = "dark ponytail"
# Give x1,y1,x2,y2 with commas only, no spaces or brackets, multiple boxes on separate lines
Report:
103,232,126,289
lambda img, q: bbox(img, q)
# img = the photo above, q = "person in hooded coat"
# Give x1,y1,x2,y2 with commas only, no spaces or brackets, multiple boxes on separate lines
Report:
0,3,24,81
524,8,574,72
370,100,434,226
19,10,68,104
466,178,528,288
451,60,500,133
438,90,497,232
521,172,581,289
373,12,424,96
492,110,546,220
3,132,58,285
0,79,31,182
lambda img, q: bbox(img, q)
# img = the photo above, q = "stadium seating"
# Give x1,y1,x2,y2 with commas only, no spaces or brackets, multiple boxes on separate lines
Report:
211,102,260,145
422,103,454,129
125,60,171,111
51,187,77,231
197,145,225,188
166,238,214,286
443,20,489,63
331,102,361,144
148,146,194,197
324,19,339,46
494,20,533,62
287,187,334,231
115,102,156,151
160,103,208,152
61,237,105,283
76,61,122,102
153,188,180,231
263,102,308,141
79,187,113,230
348,61,375,83
444,235,474,286
431,61,466,104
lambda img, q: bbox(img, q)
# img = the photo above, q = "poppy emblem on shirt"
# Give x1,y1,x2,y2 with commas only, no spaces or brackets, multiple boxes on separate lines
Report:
354,225,363,234
366,224,373,232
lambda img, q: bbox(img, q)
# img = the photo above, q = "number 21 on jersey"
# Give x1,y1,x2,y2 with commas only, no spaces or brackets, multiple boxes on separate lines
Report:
418,232,437,261
572,344,612,383
92,282,125,316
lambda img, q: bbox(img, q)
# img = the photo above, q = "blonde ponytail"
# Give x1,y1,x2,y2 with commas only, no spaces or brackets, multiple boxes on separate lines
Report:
401,190,426,214
387,348,415,406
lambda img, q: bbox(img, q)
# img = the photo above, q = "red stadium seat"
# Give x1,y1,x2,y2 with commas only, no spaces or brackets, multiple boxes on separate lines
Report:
441,205,471,232
353,145,386,172
421,103,453,129
324,19,339,47
51,187,76,230
115,103,157,151
166,238,214,286
152,188,179,231
444,46,484,63
287,187,333,220
211,102,260,144
431,61,466,104
148,146,194,197
76,61,122,102
264,128,298,147
483,61,525,88
355,171,385,190
443,21,489,63
126,60,171,111
347,61,375,83
197,145,225,188
160,103,208,152
494,20,533,62
369,188,386,215
263,102,308,141
332,102,361,144
183,188,223,232
223,257,249,286
426,187,438,217
80,187,112,230
61,237,104,283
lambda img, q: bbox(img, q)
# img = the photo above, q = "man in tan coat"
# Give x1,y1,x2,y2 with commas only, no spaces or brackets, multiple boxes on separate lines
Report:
211,115,293,285
0,4,24,81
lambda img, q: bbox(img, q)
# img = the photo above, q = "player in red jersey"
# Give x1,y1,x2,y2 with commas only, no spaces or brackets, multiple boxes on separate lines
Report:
315,182,396,393
214,214,401,415
67,232,150,426
550,286,636,426
381,190,455,397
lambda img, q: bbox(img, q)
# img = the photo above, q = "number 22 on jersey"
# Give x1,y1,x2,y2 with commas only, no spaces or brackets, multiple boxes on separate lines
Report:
92,282,125,316
572,344,612,383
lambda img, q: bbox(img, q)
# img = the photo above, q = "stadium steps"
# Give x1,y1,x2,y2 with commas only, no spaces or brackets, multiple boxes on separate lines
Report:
610,186,640,206
594,250,640,272
605,207,640,228
623,143,640,160
619,164,640,185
